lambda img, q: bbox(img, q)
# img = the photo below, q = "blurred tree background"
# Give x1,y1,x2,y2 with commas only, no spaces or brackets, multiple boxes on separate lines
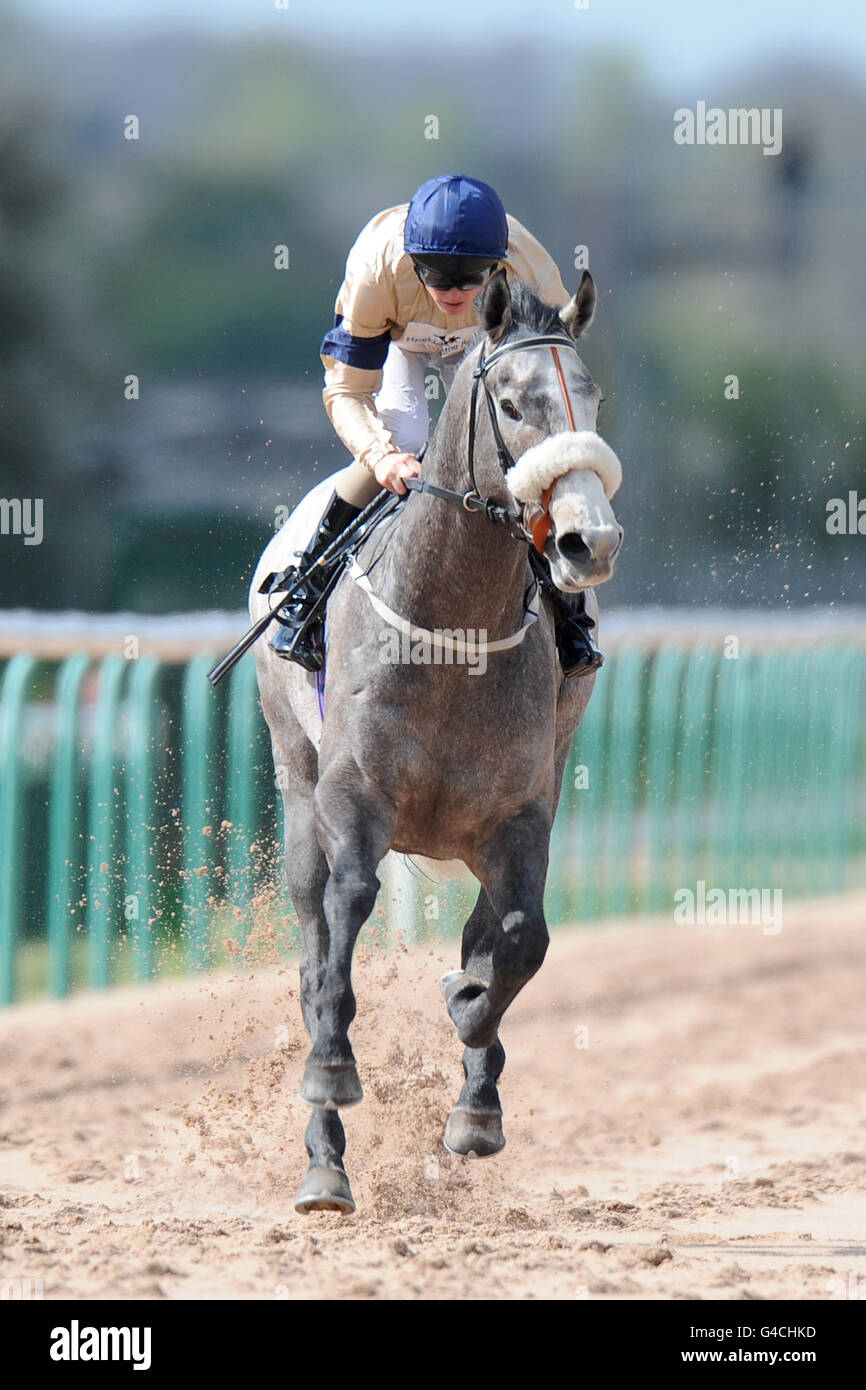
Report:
0,2,863,614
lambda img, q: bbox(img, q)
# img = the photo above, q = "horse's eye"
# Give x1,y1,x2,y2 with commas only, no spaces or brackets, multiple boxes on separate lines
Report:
500,399,522,421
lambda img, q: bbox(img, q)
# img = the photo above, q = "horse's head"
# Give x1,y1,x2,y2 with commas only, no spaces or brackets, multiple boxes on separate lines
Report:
474,269,624,592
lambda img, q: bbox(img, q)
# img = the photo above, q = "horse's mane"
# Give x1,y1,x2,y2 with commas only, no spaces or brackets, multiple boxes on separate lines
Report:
467,277,566,353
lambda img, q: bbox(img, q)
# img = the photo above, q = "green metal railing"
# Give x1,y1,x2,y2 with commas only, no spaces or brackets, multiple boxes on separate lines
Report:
1,635,864,1005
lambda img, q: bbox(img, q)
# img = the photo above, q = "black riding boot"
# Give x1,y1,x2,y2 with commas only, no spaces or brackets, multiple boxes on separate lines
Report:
552,590,604,677
528,548,603,677
268,491,362,670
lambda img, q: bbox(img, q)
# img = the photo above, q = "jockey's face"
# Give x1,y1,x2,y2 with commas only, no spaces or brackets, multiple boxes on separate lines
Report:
424,283,486,316
412,256,498,316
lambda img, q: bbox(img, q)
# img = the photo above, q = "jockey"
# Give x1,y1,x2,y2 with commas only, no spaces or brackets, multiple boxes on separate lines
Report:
270,173,602,677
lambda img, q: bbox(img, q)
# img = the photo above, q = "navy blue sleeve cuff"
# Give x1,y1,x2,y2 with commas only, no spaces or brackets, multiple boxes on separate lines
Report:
320,315,392,370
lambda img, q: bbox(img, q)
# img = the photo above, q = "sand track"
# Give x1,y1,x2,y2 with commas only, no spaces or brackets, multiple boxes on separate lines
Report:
1,894,865,1300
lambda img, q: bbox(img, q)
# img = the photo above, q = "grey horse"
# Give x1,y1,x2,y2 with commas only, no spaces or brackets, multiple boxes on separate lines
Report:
250,270,623,1214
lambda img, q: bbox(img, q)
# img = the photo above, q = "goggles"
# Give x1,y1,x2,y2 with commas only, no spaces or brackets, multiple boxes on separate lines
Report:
413,259,498,292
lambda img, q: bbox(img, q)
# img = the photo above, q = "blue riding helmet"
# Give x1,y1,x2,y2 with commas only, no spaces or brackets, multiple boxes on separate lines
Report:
403,174,509,260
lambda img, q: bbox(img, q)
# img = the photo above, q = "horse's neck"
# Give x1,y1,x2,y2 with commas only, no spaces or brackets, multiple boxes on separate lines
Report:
378,390,531,637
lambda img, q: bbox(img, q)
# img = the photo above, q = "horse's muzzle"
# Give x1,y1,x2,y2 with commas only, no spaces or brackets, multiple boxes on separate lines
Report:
550,523,624,589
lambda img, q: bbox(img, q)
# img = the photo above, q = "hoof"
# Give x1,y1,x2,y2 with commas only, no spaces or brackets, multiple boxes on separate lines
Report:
294,1166,355,1215
443,1106,505,1159
299,1057,363,1110
439,971,497,1050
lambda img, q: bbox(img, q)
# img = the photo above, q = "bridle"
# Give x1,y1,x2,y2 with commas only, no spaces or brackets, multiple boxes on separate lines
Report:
468,331,581,553
407,330,583,555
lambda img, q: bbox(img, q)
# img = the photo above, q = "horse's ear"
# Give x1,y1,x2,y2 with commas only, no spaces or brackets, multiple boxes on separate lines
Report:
559,270,596,340
478,267,513,345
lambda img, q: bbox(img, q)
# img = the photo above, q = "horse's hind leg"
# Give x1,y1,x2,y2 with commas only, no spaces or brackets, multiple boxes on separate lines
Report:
270,729,355,1214
442,888,506,1157
299,771,395,1111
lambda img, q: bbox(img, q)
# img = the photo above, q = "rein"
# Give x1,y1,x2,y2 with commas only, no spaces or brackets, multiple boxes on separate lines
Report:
403,472,520,526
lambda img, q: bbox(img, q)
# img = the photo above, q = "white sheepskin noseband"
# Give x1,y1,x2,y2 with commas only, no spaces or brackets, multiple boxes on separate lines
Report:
505,431,622,502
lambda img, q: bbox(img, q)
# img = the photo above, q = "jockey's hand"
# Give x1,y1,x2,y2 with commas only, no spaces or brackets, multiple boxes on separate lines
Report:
374,451,421,495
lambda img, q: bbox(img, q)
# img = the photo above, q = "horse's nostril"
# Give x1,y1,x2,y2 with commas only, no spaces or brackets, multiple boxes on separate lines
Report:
557,532,593,566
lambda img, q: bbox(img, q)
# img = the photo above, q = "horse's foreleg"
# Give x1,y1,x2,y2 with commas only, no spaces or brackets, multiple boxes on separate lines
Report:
444,1039,507,1158
441,887,507,1156
295,1110,354,1213
275,740,355,1214
299,774,395,1111
442,799,551,1051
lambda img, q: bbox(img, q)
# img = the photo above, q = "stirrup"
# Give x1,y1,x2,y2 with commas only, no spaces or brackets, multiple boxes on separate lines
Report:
268,564,332,668
269,613,324,670
561,646,604,678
